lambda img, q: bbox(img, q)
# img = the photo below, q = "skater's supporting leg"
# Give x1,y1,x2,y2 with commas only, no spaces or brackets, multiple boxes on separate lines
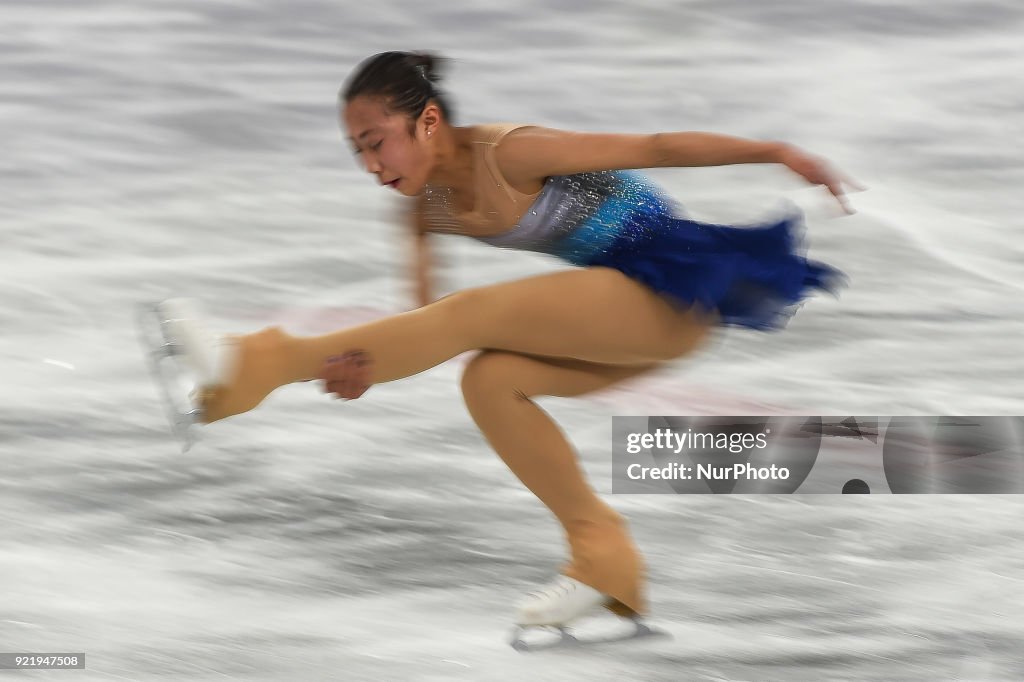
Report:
461,351,659,617
201,267,715,422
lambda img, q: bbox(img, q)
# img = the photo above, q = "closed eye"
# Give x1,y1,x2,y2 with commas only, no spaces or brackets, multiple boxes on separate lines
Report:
352,141,383,156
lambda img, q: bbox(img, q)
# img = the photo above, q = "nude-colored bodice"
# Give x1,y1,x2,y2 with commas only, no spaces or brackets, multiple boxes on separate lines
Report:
421,123,543,236
420,123,684,267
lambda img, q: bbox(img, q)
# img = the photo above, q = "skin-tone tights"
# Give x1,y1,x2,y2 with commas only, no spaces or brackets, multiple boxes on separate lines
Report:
198,267,716,615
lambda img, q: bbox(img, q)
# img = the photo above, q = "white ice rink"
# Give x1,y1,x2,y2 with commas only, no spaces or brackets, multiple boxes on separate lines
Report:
2,0,1023,679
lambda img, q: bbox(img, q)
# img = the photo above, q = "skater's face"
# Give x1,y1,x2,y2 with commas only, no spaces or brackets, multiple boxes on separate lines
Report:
343,95,438,197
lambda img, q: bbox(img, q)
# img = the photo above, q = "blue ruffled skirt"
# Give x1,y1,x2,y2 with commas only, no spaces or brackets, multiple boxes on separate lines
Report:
583,208,846,331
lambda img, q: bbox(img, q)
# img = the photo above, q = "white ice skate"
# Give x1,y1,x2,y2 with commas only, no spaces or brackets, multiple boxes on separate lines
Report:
135,298,238,452
509,575,669,652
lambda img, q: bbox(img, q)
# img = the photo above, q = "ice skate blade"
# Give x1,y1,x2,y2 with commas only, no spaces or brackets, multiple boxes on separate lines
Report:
509,617,671,652
135,301,207,453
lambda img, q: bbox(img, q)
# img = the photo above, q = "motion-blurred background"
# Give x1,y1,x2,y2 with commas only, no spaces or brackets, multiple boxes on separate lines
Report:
2,1,1022,679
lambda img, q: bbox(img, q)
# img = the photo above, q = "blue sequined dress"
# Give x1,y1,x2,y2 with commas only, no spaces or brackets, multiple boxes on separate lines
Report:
424,170,846,331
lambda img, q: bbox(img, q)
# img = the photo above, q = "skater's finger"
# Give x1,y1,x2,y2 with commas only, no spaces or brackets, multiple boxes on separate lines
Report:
843,173,868,193
320,354,356,381
320,351,369,378
826,182,854,214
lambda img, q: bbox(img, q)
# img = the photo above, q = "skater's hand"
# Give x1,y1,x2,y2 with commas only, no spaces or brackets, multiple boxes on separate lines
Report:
778,145,865,215
317,351,372,400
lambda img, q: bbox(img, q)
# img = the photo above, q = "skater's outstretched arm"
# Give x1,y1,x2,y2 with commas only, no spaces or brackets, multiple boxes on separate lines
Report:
494,127,863,214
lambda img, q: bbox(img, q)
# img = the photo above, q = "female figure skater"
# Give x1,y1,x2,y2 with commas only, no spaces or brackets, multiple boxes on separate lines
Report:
168,51,857,632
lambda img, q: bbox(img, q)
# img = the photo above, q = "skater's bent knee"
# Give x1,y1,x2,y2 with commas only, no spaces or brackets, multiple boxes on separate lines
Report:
460,351,532,403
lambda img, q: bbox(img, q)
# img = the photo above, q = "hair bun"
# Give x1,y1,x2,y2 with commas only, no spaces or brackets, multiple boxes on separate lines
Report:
410,51,445,84
341,50,456,124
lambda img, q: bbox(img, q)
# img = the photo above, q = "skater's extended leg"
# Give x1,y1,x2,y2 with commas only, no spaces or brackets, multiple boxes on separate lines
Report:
461,351,663,617
201,267,715,422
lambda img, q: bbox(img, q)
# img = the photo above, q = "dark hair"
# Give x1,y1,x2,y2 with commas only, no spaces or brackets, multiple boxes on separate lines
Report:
341,51,455,132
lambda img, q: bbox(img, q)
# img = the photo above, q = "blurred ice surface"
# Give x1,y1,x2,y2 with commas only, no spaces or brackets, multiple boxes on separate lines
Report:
1,0,1022,679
